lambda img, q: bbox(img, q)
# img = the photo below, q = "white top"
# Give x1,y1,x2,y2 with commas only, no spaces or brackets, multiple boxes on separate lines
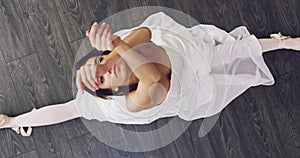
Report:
75,12,274,124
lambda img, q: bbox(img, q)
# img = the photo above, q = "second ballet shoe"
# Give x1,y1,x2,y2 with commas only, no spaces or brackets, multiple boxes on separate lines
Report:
270,32,300,51
0,114,32,137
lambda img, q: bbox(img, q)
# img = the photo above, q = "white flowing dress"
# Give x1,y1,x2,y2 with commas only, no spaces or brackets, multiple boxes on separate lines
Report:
75,12,274,124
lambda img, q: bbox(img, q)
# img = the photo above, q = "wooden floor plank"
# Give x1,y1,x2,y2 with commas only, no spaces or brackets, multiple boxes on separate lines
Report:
0,0,36,62
0,45,5,64
32,125,74,158
17,0,75,105
170,124,196,158
54,0,97,42
0,130,11,158
0,61,37,158
131,118,180,158
227,87,290,158
69,133,110,158
63,118,90,140
7,53,49,111
263,50,300,77
273,71,300,158
0,129,36,158
0,63,22,115
10,1,81,157
13,150,39,158
233,0,269,36
5,54,47,157
187,121,218,158
89,121,139,158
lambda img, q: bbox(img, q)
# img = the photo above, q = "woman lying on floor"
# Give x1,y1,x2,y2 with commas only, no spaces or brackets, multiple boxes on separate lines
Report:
1,12,299,136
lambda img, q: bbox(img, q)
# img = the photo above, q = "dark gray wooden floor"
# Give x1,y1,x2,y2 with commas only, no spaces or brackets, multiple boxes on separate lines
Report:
0,0,299,157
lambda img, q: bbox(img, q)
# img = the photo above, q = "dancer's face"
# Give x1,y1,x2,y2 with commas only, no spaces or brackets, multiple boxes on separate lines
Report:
97,54,138,89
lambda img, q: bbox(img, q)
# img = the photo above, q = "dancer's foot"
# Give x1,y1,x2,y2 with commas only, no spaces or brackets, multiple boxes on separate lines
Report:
270,32,300,51
0,114,32,136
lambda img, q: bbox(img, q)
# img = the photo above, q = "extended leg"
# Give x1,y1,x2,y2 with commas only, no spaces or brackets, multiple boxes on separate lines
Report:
1,99,80,129
258,33,300,53
258,38,282,53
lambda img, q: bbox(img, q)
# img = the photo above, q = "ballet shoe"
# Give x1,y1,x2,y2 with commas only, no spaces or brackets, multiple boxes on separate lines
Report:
12,126,32,137
270,32,290,40
270,32,300,51
0,114,32,137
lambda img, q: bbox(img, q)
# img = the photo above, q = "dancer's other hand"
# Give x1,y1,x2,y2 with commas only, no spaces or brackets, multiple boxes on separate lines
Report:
86,22,121,51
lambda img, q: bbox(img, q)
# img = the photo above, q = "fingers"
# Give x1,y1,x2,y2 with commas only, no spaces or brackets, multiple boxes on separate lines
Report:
108,30,113,41
88,22,98,48
107,30,113,50
80,66,96,91
86,29,90,37
84,66,97,90
87,22,114,50
112,35,121,46
102,24,110,49
76,71,84,93
76,64,101,93
92,65,100,87
94,23,106,50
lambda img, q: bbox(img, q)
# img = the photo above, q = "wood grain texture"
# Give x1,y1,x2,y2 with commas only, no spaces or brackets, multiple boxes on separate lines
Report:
0,130,10,157
188,121,218,158
169,122,196,158
234,93,279,158
233,0,268,36
274,71,300,158
54,0,97,42
69,133,110,158
263,50,300,77
0,0,36,62
0,63,21,115
132,118,181,158
0,47,5,64
0,129,36,158
7,53,49,112
32,124,74,158
13,150,39,158
63,118,90,140
17,0,75,105
0,63,37,157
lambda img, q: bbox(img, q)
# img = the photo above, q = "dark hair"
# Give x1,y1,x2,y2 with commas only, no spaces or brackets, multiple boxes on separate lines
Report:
96,83,138,99
75,49,138,99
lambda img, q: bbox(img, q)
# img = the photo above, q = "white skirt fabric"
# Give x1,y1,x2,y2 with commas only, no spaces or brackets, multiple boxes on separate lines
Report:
75,12,274,124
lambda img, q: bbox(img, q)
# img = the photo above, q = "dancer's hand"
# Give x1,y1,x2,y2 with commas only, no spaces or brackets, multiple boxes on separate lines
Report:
76,62,109,93
86,22,121,51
